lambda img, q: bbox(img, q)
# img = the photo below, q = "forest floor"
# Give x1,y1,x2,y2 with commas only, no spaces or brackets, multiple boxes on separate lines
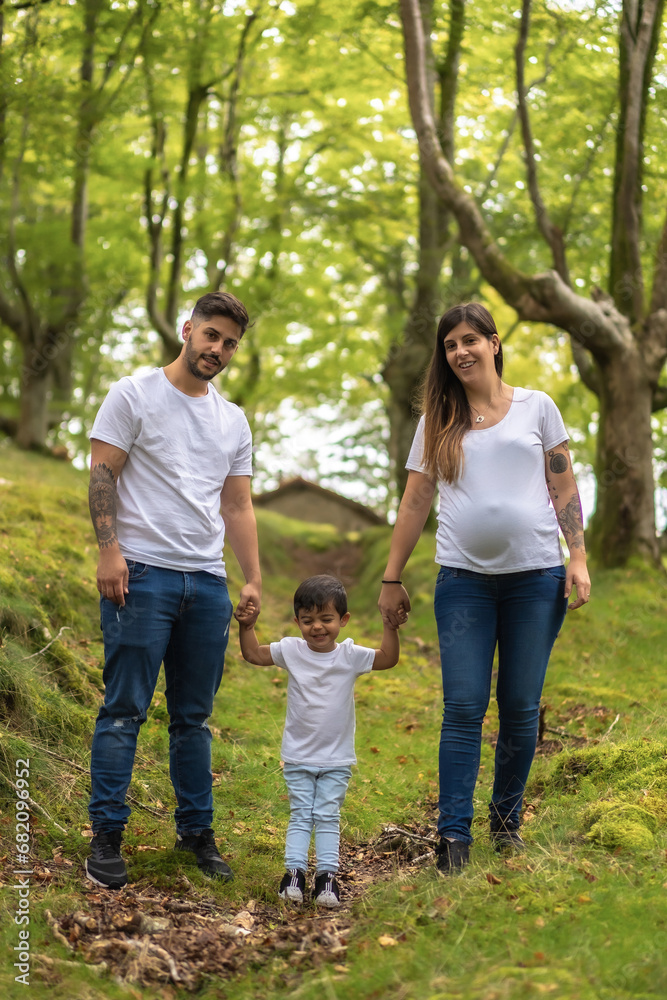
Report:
20,822,435,991
1,441,667,1000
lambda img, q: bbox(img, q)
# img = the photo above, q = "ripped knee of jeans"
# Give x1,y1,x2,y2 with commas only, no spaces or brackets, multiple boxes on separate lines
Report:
112,715,142,727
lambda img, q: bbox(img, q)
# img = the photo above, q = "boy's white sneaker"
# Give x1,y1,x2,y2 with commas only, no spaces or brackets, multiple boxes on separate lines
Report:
278,868,306,902
313,871,340,908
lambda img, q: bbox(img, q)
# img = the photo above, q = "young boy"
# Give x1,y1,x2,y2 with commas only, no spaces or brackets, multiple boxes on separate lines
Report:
237,574,403,907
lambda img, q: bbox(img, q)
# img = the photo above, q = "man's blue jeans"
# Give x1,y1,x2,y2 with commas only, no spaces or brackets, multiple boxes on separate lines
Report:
283,764,352,873
434,565,568,843
89,562,233,836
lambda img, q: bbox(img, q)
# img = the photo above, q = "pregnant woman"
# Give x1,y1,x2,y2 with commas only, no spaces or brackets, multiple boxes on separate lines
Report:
378,302,590,873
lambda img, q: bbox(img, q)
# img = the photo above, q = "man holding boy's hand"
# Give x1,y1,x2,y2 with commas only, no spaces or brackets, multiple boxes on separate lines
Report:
86,291,261,890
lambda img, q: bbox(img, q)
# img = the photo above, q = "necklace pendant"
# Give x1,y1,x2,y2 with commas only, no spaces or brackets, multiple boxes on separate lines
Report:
475,415,484,423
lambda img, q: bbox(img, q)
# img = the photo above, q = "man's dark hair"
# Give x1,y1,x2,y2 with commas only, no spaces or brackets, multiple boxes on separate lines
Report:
293,575,348,618
191,291,251,336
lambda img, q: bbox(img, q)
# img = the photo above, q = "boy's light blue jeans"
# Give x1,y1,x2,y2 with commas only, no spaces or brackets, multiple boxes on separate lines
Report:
434,565,568,843
283,763,352,873
88,562,232,836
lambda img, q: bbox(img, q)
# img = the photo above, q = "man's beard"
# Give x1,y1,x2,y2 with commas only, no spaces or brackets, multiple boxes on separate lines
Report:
184,340,222,381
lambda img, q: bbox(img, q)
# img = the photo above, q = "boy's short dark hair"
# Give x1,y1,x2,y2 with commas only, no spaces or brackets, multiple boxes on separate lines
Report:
294,575,348,618
191,291,251,336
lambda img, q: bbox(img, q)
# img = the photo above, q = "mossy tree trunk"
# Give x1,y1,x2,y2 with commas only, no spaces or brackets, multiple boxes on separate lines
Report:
587,346,662,565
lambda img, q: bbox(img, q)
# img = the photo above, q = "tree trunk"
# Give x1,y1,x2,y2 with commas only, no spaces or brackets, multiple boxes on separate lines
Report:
384,0,464,496
16,364,51,451
383,327,431,497
3,0,151,450
588,349,658,564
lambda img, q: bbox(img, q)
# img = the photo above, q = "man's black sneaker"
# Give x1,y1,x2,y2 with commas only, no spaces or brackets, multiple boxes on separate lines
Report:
313,871,340,908
490,825,525,853
85,830,128,889
278,868,306,903
435,838,469,875
174,828,234,881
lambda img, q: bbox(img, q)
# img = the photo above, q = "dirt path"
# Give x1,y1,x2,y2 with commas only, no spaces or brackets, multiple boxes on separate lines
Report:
290,539,366,590
29,824,436,991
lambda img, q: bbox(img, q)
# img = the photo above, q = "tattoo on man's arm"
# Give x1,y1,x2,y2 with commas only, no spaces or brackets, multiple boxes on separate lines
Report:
557,493,585,550
89,463,118,549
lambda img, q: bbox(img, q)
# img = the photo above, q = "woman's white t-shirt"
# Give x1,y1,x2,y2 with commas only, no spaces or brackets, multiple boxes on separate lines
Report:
270,636,375,767
406,388,567,573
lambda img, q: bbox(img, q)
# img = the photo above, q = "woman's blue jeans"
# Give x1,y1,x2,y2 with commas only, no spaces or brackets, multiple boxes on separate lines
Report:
89,562,233,836
283,764,352,873
434,565,567,843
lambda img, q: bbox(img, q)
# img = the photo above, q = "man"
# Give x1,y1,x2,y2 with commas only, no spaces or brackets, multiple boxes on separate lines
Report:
86,291,261,889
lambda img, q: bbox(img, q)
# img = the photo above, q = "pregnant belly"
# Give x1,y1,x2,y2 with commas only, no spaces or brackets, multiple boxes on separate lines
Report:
456,502,527,561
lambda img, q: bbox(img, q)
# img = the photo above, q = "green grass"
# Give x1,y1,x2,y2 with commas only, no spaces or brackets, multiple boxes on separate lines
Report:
1,437,666,999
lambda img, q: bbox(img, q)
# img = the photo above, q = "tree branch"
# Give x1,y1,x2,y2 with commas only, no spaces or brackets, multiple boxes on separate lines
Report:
144,112,177,345
165,83,210,327
570,337,601,398
652,383,667,412
478,58,557,208
515,0,569,283
650,209,667,315
398,0,628,356
212,7,263,289
609,0,665,322
559,101,615,238
5,17,39,342
98,1,162,118
11,0,56,8
436,0,464,163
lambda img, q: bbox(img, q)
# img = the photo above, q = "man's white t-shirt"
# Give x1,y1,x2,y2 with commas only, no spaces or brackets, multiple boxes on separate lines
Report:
90,368,253,575
406,388,567,573
269,636,375,767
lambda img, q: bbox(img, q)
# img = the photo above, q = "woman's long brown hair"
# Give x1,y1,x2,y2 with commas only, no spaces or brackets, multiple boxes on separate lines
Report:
419,303,504,483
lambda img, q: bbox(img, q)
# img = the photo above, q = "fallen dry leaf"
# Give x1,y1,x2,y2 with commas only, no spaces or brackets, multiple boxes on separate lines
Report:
378,935,398,947
233,910,255,930
486,873,502,885
430,897,452,913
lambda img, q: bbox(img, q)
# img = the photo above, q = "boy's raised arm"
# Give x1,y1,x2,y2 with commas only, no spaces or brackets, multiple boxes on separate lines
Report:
238,619,275,667
372,621,401,672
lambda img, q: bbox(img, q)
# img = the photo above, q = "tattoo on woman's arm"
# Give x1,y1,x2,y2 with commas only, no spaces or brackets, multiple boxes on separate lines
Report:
548,449,569,474
89,463,118,549
557,493,585,550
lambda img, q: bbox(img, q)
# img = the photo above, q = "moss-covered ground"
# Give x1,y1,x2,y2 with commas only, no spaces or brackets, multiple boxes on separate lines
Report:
0,437,666,999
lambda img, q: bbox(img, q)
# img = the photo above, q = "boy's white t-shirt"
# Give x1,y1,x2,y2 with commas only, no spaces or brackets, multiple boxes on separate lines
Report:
269,636,375,767
406,388,567,573
90,368,253,575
